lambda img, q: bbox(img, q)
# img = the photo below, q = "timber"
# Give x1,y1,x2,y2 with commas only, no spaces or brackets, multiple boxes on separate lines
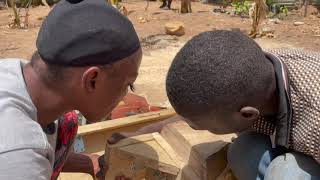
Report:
78,109,175,136
58,109,176,180
105,121,237,180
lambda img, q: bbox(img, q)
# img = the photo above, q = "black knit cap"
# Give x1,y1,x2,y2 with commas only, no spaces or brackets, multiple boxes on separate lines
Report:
36,0,140,66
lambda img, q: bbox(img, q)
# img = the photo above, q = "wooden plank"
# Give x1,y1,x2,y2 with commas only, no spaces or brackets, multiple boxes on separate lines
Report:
58,173,93,180
104,120,237,180
160,121,236,180
152,133,184,167
105,133,180,180
107,132,156,148
206,146,229,180
78,109,176,136
80,118,168,154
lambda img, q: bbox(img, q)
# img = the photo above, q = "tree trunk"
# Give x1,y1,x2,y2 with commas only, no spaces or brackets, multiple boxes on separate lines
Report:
9,0,21,28
145,0,149,11
304,0,308,17
41,0,50,7
249,0,267,38
0,0,6,9
181,0,191,13
24,0,31,28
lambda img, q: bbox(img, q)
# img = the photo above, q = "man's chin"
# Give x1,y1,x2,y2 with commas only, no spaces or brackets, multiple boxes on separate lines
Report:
82,113,111,124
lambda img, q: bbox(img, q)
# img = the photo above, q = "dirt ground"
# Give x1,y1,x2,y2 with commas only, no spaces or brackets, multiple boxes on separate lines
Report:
0,1,320,105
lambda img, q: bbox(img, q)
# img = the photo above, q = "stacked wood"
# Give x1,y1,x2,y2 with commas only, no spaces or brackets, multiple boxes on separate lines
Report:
105,121,237,180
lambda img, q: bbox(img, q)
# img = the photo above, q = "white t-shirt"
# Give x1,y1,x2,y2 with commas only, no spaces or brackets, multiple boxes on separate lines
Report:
0,59,57,180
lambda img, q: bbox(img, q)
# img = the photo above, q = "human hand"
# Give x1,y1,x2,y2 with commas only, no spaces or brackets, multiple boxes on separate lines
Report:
107,132,136,144
89,154,107,180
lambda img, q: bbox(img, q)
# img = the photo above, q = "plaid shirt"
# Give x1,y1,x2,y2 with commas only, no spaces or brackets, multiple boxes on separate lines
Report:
252,49,320,164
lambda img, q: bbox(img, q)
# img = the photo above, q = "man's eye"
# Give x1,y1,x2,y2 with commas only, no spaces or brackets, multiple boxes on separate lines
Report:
129,84,135,92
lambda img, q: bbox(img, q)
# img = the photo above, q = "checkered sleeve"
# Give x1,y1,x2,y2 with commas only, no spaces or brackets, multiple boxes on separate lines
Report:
252,116,276,135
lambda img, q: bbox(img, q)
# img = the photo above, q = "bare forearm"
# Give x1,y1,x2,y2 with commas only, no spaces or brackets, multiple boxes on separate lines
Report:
62,152,94,176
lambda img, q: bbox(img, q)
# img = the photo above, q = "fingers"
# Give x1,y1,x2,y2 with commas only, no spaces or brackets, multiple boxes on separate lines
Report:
96,170,104,180
96,154,107,180
107,132,129,144
98,154,105,168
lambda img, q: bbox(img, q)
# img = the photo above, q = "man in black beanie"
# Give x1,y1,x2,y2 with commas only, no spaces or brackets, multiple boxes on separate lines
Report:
0,0,141,179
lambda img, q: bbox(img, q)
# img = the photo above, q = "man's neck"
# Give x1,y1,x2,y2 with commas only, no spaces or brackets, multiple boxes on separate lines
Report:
23,63,73,128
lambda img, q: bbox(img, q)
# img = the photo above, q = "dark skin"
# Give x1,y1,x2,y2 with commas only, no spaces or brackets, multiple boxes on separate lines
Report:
23,48,142,179
108,61,279,142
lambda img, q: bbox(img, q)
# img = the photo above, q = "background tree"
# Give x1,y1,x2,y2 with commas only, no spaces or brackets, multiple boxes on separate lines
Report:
181,0,192,13
249,0,268,38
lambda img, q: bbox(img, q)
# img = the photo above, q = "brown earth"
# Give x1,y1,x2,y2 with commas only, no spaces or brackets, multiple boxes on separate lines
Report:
0,1,319,105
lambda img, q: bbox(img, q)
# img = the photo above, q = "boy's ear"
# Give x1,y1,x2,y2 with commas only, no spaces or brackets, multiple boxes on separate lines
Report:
239,106,260,121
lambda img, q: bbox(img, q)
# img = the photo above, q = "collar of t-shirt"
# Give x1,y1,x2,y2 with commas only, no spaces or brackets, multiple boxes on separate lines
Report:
265,52,293,149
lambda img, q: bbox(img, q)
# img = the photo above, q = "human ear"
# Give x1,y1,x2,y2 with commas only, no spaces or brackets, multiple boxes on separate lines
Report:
82,67,100,93
239,106,260,121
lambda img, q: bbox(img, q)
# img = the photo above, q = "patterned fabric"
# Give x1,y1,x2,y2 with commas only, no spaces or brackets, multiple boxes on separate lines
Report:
252,116,276,135
51,111,79,180
252,49,320,164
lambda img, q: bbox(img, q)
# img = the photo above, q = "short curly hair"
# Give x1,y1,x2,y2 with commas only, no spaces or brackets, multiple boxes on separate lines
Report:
166,30,274,118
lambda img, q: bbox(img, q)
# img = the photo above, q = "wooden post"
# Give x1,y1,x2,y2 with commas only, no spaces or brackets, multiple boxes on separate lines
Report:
181,0,192,13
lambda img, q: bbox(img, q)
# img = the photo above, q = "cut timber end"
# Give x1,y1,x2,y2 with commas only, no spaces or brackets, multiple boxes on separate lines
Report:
161,121,235,159
105,121,237,180
105,133,180,180
160,121,236,179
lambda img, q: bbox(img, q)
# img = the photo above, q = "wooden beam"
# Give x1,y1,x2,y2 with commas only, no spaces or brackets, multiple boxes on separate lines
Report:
161,122,236,179
78,109,176,136
105,133,181,179
104,121,237,180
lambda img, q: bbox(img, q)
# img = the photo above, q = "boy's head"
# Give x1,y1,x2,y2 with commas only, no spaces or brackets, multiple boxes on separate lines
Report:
166,30,276,134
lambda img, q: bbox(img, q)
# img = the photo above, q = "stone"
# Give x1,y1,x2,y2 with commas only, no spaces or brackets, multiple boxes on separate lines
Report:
262,26,275,34
275,19,281,24
293,21,304,26
266,33,275,38
138,17,147,23
165,21,185,36
269,18,281,24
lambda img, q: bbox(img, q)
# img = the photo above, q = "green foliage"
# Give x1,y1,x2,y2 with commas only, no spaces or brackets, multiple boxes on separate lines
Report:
279,6,288,15
231,0,250,16
266,0,273,6
222,0,230,7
